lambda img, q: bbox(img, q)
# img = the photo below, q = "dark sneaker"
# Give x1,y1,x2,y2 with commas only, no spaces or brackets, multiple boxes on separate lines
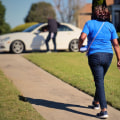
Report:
92,101,100,109
96,111,108,119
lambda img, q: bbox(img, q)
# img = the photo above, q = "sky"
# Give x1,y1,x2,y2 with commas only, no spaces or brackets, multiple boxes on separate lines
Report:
1,0,92,28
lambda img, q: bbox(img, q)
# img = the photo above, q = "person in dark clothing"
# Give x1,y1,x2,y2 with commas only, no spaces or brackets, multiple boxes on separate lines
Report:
45,18,60,52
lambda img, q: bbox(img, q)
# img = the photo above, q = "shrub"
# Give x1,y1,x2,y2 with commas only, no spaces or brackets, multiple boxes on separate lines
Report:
0,22,11,35
11,22,38,33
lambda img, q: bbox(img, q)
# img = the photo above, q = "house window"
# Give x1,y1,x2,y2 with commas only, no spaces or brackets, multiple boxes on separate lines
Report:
115,0,120,4
115,11,120,31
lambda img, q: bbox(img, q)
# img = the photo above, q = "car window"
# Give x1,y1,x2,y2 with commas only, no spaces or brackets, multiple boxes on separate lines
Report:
39,25,48,32
58,25,73,31
23,23,43,32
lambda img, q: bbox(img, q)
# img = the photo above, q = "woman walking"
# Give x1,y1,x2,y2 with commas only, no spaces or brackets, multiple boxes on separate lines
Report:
78,5,120,119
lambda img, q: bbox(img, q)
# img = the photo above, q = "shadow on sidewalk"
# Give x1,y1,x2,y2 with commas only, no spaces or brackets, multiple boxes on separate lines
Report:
19,96,96,118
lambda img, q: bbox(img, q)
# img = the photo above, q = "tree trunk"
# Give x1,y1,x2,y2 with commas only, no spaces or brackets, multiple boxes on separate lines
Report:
91,0,107,19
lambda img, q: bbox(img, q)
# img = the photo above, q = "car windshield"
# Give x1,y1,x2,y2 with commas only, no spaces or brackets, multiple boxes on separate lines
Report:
23,23,43,32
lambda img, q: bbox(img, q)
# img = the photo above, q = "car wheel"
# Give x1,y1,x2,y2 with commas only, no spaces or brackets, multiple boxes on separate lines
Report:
10,40,25,54
69,39,79,52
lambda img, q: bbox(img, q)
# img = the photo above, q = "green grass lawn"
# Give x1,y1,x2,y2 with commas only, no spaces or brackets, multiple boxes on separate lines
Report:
0,70,45,120
24,52,120,110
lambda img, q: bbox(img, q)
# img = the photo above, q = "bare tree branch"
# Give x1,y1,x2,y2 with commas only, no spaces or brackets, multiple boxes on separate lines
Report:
53,0,85,26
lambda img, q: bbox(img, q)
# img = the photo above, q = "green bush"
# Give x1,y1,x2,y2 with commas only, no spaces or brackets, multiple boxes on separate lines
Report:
11,22,38,33
117,32,120,44
0,22,11,35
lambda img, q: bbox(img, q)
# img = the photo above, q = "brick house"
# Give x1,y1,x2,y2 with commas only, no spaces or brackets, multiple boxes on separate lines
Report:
78,3,92,29
78,0,120,32
111,0,120,31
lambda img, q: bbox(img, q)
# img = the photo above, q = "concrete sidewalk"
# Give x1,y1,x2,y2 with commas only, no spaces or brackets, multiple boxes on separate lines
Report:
0,54,119,120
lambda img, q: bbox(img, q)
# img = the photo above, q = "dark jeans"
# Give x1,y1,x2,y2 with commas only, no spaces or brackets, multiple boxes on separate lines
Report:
88,52,113,109
45,32,57,51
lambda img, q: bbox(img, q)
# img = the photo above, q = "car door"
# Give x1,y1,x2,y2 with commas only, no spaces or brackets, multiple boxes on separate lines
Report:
31,24,48,50
37,25,49,50
56,25,74,49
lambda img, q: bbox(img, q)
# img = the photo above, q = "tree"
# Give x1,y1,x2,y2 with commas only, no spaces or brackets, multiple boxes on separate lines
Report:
92,0,107,19
0,1,10,35
0,0,5,25
53,0,85,26
25,2,56,23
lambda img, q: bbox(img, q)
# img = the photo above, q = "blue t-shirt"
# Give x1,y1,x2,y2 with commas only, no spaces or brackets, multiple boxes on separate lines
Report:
82,20,118,56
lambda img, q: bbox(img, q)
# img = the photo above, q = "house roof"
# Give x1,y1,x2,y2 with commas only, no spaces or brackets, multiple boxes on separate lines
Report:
80,3,92,14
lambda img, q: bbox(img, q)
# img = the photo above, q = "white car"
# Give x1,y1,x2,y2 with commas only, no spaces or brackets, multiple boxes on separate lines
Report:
0,23,87,54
